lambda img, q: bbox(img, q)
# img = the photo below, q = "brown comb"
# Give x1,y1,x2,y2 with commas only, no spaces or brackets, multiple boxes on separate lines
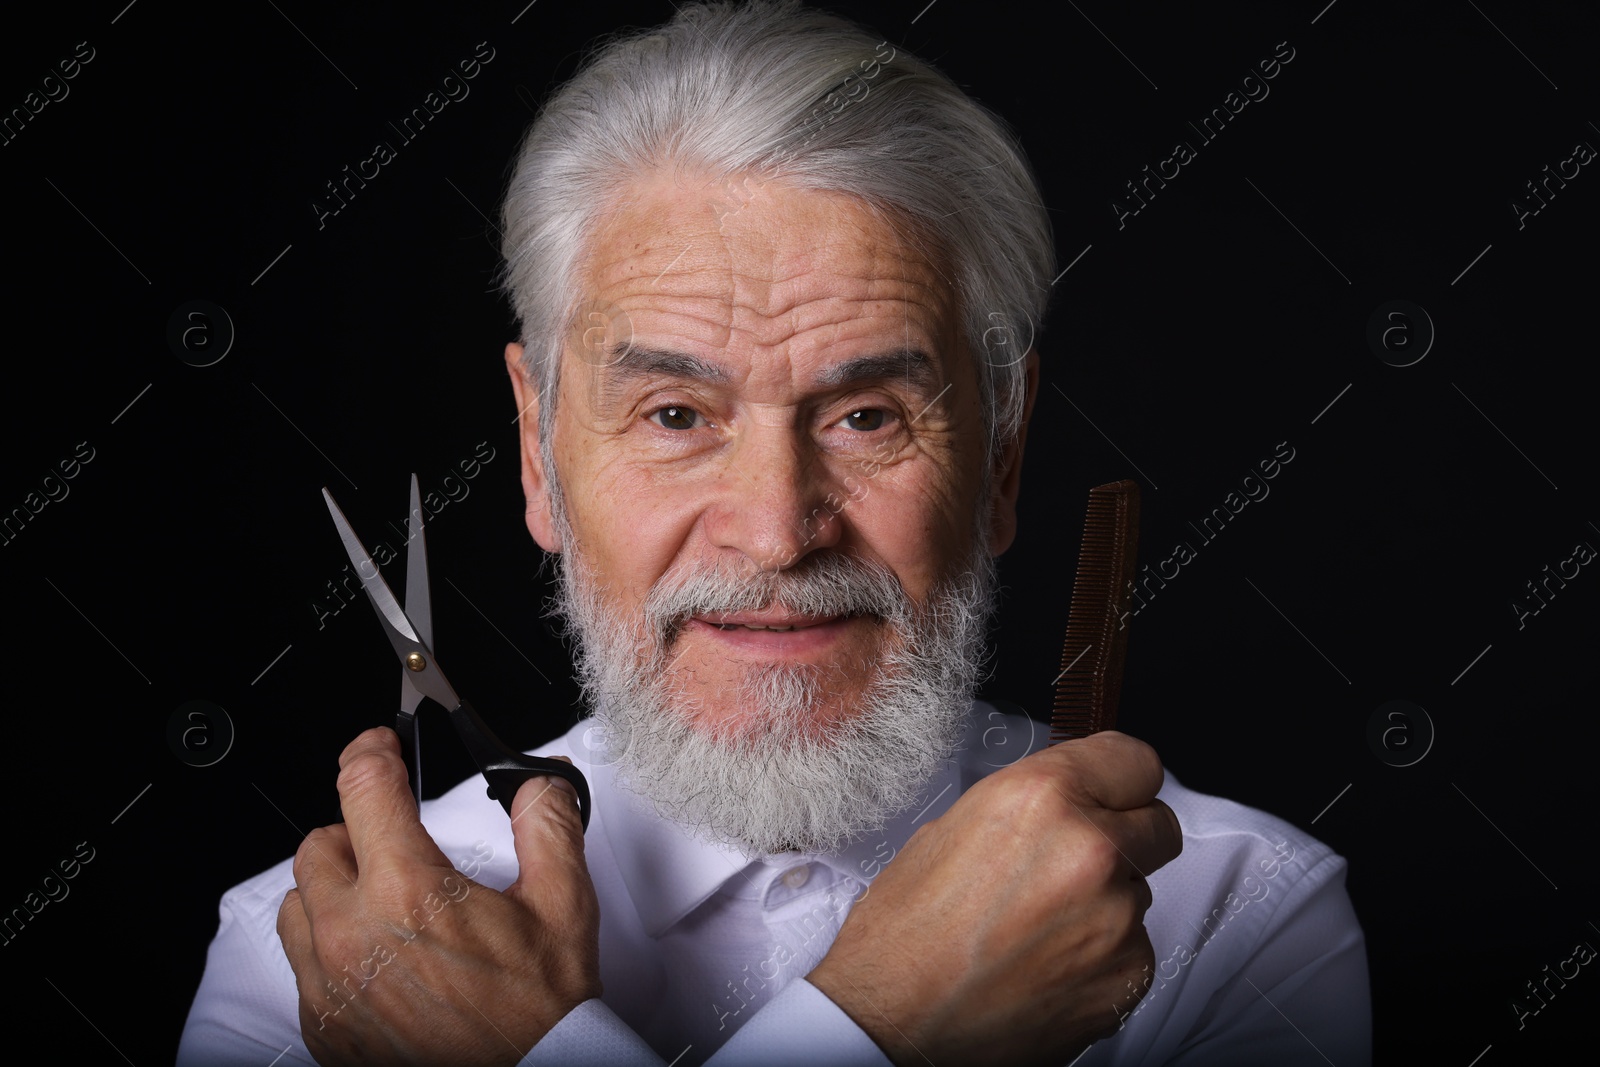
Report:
1051,479,1141,741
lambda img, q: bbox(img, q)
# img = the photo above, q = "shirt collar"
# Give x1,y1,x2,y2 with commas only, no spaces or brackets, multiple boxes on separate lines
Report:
596,757,759,936
580,707,985,938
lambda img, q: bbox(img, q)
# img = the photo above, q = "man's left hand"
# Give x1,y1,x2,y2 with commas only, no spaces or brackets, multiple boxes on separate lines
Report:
277,727,600,1065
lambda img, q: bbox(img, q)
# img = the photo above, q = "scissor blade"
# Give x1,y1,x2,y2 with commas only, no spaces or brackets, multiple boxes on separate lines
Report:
405,473,433,651
322,487,419,643
398,475,430,720
324,487,463,712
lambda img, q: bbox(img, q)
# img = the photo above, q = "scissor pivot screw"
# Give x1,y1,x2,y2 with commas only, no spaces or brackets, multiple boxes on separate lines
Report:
406,652,427,672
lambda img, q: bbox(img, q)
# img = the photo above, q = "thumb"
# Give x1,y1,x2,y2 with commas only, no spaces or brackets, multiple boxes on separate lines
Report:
506,758,596,921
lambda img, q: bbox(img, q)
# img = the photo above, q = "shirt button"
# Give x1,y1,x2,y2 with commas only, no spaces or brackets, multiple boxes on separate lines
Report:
781,865,811,890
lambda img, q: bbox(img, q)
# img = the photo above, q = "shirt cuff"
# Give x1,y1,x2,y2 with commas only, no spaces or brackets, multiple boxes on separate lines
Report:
519,998,666,1066
706,978,892,1065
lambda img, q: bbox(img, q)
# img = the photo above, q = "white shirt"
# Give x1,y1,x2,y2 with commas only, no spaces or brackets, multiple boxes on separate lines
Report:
178,702,1370,1065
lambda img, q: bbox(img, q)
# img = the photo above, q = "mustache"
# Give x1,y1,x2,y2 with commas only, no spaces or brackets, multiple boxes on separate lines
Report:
641,552,911,642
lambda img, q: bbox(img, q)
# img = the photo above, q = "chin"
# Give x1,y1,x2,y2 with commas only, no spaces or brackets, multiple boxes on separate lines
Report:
682,663,865,745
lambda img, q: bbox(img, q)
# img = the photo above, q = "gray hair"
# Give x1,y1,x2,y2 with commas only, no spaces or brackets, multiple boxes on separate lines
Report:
498,0,1054,495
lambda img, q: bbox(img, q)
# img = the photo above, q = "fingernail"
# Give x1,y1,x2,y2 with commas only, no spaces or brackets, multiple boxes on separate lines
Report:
542,775,578,802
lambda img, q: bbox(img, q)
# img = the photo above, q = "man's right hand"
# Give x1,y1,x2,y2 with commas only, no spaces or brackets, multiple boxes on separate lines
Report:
807,730,1182,1066
276,728,600,1066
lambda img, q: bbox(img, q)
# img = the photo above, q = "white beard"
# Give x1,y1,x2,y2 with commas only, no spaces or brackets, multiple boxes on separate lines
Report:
548,538,998,857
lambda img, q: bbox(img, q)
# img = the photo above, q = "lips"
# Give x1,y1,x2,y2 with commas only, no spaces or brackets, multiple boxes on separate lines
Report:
680,611,871,657
697,612,844,633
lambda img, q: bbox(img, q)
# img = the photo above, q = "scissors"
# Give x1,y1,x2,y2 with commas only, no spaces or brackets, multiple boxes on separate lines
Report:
321,475,591,830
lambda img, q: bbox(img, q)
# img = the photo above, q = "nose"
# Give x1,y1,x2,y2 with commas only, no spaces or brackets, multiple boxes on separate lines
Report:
706,417,844,573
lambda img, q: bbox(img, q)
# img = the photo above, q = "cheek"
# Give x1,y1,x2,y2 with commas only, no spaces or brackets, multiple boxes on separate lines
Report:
899,430,982,515
847,460,975,582
560,446,702,598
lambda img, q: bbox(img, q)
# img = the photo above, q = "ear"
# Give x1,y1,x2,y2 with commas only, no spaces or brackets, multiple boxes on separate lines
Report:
504,343,562,553
986,348,1040,556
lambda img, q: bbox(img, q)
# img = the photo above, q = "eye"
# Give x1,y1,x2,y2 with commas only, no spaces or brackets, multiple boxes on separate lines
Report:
839,409,886,431
648,405,703,431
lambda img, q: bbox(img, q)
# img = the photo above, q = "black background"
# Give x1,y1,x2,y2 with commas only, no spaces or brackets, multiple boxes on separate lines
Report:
2,1,1595,1062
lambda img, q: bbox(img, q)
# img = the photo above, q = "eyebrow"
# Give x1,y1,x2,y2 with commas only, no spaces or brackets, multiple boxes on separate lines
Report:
816,349,937,390
602,344,938,391
605,346,732,384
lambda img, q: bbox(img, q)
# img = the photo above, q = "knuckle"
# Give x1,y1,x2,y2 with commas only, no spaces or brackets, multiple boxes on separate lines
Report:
293,824,351,886
1118,887,1148,934
304,823,341,852
1076,832,1123,883
994,766,1068,827
276,889,302,937
1128,737,1164,787
534,804,588,862
313,925,363,969
337,749,396,796
1132,895,1158,940
517,778,581,828
364,862,432,909
1135,876,1155,916
1095,730,1159,776
293,827,328,878
338,726,396,768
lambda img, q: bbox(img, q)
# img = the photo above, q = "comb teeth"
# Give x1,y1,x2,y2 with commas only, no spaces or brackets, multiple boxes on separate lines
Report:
1052,480,1140,742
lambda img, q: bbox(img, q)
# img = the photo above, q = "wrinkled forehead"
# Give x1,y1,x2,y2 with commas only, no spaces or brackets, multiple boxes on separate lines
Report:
569,171,964,362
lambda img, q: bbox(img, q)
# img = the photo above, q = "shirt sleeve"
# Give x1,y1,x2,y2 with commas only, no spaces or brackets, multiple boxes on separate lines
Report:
183,874,668,1067
519,999,667,1066
176,865,318,1067
182,886,664,1067
1163,852,1371,1066
702,978,893,1066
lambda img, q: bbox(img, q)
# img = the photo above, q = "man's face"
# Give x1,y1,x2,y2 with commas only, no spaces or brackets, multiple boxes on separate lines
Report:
507,171,1034,851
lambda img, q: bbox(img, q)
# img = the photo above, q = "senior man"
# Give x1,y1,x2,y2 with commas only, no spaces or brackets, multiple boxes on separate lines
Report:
179,2,1369,1064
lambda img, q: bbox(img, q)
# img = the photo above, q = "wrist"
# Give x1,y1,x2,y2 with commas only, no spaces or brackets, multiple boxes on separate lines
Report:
807,958,921,1066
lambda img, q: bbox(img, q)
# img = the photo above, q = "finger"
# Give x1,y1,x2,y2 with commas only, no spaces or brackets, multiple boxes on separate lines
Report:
291,823,357,913
1145,798,1183,871
336,727,450,872
1103,798,1184,878
1131,875,1154,918
1045,731,1165,811
276,887,315,971
277,890,346,1044
1092,798,1183,879
506,759,595,921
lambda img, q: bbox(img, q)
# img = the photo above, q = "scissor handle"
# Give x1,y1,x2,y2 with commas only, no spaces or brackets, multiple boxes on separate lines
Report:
396,711,423,809
448,698,592,831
